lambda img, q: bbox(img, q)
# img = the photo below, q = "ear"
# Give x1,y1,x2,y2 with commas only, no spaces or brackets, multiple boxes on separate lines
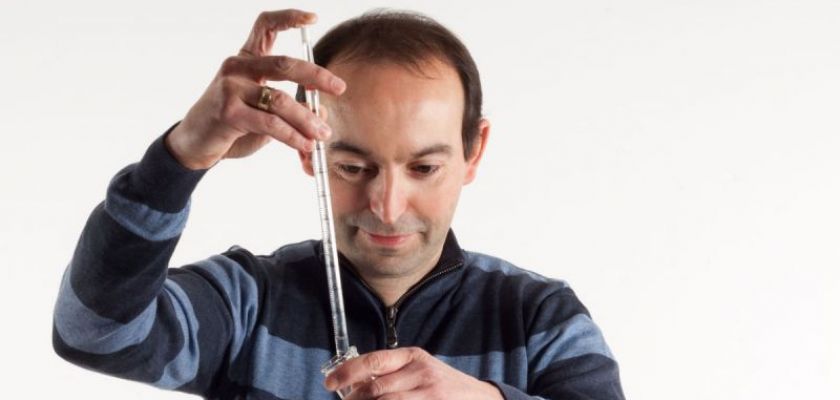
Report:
463,118,490,185
298,149,315,176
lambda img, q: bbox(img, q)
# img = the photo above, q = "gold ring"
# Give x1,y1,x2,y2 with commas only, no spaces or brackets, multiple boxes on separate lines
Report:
257,86,273,111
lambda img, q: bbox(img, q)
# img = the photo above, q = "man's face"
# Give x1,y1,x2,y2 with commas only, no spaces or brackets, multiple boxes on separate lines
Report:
302,58,486,281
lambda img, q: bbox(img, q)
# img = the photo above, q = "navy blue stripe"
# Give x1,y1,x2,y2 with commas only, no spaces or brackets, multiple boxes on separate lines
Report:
104,189,189,242
165,267,235,395
527,287,594,335
53,278,208,395
494,381,549,400
529,354,624,399
111,127,207,214
189,255,260,364
152,280,201,389
53,287,186,385
235,245,337,351
402,269,555,356
527,313,614,374
54,266,157,354
69,203,175,322
165,253,269,394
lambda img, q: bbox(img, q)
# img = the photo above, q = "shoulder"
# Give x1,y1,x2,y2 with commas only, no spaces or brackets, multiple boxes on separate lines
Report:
462,250,572,296
459,250,589,320
222,239,320,270
461,251,614,357
172,240,320,288
464,251,567,285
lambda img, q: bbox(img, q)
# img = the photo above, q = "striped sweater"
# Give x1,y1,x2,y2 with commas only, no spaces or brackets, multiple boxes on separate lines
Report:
52,131,625,399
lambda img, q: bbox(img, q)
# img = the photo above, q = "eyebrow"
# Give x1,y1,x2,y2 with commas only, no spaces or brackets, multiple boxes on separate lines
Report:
328,141,370,157
413,143,453,158
328,141,453,159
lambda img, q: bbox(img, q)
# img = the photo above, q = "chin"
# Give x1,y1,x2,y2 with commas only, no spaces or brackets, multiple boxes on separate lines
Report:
337,224,444,276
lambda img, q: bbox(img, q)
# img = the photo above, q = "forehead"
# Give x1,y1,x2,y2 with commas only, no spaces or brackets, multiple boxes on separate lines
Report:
321,59,464,161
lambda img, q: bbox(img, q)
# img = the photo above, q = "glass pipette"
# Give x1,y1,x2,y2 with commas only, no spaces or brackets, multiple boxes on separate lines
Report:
300,26,359,397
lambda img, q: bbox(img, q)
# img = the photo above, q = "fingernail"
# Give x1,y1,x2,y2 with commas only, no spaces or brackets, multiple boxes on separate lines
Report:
324,376,336,391
317,122,332,139
333,78,346,93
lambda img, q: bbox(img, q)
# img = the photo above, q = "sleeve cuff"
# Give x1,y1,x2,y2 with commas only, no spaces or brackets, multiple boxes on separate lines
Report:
112,122,208,213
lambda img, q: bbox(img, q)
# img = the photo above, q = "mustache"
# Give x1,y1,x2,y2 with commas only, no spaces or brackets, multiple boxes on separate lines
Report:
344,211,427,235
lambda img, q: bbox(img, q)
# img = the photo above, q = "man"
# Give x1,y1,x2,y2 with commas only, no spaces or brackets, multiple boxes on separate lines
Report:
53,8,625,400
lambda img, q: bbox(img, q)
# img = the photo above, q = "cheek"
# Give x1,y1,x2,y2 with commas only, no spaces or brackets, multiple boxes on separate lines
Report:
412,175,463,221
329,178,367,215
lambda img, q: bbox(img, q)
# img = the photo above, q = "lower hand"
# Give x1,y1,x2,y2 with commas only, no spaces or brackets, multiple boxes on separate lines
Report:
324,347,504,400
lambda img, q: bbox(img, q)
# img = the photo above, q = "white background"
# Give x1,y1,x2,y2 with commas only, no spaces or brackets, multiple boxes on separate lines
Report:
1,0,838,399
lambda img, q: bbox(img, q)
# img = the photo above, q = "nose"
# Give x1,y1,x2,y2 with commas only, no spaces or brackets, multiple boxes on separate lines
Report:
368,168,408,226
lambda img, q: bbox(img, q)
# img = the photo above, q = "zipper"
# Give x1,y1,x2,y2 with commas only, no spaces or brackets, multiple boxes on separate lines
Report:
384,261,463,349
385,306,399,348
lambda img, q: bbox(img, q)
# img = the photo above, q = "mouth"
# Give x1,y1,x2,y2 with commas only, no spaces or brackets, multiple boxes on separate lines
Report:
360,230,413,247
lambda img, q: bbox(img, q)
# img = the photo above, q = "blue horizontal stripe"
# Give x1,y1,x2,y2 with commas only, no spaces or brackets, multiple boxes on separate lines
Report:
249,325,334,400
153,280,201,389
104,188,189,242
527,313,614,375
466,251,569,288
193,255,259,364
54,266,157,354
435,348,527,387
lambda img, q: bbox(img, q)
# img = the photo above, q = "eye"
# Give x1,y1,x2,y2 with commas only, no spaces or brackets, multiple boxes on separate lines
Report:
411,165,440,176
334,163,376,181
338,164,364,175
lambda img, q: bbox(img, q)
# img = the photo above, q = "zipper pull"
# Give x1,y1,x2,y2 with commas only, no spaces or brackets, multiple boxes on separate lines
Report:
386,306,399,349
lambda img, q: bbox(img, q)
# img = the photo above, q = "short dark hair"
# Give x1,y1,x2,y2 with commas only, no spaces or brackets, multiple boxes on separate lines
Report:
297,9,483,159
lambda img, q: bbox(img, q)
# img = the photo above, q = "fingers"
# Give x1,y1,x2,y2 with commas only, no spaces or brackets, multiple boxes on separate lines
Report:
343,361,425,400
325,348,428,392
239,81,332,140
217,78,326,152
220,55,346,95
318,104,329,122
240,9,317,57
227,101,316,152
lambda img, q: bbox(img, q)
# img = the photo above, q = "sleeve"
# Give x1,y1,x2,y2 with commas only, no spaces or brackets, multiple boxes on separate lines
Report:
51,126,263,397
490,288,626,400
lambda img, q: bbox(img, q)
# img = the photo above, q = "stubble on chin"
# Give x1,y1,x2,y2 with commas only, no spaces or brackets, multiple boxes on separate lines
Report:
343,231,437,279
